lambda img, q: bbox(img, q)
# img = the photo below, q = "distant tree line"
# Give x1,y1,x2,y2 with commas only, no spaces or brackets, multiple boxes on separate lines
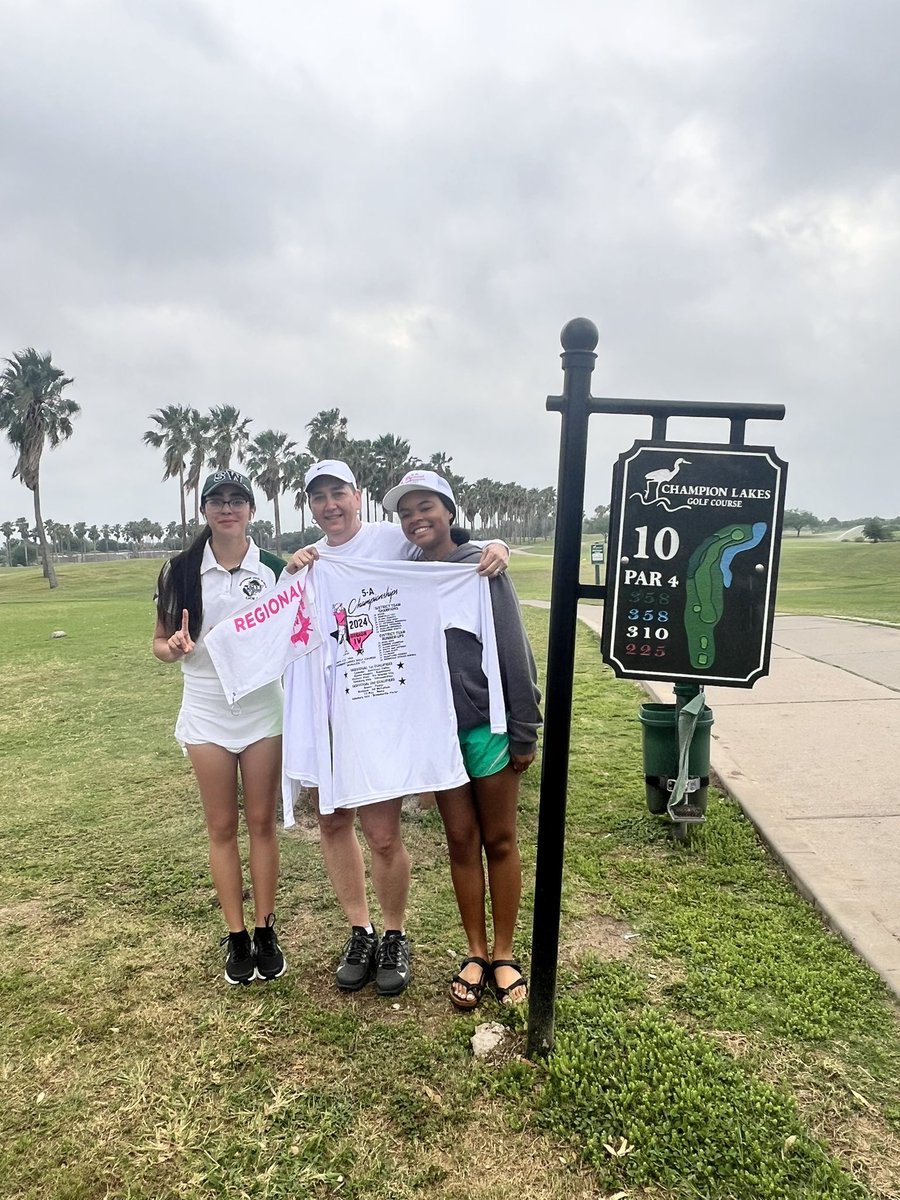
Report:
141,404,558,555
3,344,896,583
783,508,897,541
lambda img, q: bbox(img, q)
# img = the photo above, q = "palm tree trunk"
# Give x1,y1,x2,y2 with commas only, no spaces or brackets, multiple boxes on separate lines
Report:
177,468,188,549
32,480,58,589
273,495,282,555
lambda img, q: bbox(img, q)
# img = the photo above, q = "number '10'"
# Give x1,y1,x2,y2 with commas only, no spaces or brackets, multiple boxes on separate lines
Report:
634,526,679,560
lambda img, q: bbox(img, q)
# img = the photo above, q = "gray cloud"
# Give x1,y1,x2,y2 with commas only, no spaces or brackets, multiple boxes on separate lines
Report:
1,0,898,531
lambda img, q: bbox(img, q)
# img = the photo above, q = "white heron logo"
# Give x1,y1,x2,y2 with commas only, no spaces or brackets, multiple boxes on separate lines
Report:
628,457,693,512
644,457,690,500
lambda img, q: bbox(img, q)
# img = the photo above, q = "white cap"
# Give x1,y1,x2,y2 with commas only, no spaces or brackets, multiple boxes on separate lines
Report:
382,470,456,515
304,459,358,491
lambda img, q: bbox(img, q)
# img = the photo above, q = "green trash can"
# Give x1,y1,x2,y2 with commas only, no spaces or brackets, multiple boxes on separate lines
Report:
639,701,714,818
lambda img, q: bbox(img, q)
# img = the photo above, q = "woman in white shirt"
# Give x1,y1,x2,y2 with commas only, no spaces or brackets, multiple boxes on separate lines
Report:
153,469,288,987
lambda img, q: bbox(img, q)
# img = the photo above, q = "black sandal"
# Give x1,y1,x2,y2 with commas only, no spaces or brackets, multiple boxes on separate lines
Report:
449,956,491,1010
491,959,528,1005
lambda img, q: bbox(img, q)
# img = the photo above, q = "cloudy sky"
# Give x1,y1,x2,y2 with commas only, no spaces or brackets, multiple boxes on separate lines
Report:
1,0,897,530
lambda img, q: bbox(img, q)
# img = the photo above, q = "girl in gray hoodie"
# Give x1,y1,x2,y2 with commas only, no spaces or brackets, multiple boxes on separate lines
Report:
382,471,542,1009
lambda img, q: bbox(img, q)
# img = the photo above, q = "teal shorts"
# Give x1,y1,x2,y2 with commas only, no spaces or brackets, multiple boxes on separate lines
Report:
458,724,510,778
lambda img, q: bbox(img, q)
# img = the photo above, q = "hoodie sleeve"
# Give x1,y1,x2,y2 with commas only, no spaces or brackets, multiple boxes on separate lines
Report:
488,574,543,756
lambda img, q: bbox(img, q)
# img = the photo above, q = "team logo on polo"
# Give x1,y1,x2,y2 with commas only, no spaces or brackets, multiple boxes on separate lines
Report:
241,578,265,599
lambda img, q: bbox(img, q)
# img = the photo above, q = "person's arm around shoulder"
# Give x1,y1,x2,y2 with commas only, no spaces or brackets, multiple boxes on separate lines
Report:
153,609,195,663
474,539,509,577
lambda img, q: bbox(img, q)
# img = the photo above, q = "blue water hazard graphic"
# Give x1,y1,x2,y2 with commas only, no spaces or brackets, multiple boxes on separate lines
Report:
720,521,767,587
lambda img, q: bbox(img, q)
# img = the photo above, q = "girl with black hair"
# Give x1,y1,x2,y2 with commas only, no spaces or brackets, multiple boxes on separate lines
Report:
381,471,542,1010
153,469,288,986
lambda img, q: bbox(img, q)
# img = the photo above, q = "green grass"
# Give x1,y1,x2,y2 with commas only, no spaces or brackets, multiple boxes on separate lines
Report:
508,534,900,624
1,561,899,1198
774,540,900,624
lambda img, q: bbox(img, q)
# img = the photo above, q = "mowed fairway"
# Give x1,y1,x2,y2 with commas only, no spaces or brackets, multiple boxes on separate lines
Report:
775,539,900,625
512,536,900,624
1,559,899,1199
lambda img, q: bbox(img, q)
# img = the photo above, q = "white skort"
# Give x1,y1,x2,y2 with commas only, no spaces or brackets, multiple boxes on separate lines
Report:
175,674,283,754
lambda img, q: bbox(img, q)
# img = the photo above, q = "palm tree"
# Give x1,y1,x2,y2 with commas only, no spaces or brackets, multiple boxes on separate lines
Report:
345,438,377,521
245,430,298,554
472,478,499,535
1,520,13,566
285,451,313,533
15,516,31,564
425,451,453,474
0,349,80,588
248,519,273,550
372,434,412,521
43,518,57,558
73,521,88,561
184,408,211,526
306,408,349,460
143,404,192,548
457,482,477,529
207,404,253,470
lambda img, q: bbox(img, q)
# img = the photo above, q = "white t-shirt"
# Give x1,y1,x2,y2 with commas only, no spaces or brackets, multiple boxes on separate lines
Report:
313,521,422,561
282,557,505,820
204,567,321,703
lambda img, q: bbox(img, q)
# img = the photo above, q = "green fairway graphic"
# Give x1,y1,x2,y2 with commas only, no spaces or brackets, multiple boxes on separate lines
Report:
685,522,767,668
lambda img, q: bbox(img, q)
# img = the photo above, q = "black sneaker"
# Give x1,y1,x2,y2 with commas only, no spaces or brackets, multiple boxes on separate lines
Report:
221,929,255,985
336,926,379,991
375,930,411,996
253,914,287,981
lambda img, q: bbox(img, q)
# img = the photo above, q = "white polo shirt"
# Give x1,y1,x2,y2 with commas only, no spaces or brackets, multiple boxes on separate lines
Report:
173,539,285,682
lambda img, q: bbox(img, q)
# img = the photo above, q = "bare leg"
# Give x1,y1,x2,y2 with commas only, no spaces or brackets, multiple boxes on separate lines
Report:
358,798,409,932
239,736,282,925
188,743,244,931
313,789,371,928
472,765,525,1002
436,783,489,1000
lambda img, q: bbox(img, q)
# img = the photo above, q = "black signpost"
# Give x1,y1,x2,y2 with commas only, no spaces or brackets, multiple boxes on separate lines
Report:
527,318,786,1059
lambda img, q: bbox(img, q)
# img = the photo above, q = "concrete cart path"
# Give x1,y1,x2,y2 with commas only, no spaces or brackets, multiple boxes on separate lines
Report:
527,603,900,999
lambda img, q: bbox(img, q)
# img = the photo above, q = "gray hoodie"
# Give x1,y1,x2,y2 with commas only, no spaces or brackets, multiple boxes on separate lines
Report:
443,543,542,757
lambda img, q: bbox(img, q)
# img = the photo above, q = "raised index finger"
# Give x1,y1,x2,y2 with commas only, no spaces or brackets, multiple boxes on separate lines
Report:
180,609,190,636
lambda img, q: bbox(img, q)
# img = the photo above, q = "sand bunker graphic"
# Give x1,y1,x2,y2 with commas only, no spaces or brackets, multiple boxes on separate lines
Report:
684,522,767,668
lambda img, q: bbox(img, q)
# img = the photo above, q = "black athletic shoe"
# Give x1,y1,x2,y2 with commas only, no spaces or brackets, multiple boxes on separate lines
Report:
375,930,411,996
253,913,287,981
221,929,255,985
336,926,379,991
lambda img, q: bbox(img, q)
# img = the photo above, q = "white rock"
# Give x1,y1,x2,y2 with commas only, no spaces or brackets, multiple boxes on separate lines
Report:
471,1021,507,1057
51,630,67,639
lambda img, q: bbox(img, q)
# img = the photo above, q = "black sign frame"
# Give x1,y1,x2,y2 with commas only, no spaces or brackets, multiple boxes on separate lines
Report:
602,440,787,687
526,317,786,1060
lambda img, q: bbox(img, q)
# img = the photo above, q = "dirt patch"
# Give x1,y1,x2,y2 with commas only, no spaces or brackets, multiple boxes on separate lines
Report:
561,915,638,963
282,812,321,843
421,1095,649,1200
0,899,49,928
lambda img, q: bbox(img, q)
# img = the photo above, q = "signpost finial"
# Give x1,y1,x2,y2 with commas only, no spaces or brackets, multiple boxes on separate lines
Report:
560,317,599,353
